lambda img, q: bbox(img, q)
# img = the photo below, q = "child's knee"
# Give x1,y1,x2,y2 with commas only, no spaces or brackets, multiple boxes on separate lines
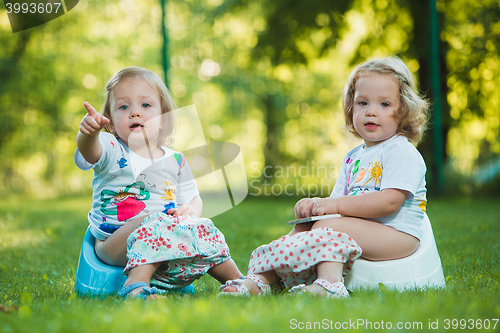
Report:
94,238,127,266
208,259,243,282
311,218,340,230
291,222,314,235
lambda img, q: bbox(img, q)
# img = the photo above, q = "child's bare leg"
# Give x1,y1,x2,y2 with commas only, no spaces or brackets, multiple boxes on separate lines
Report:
210,258,279,295
207,259,244,284
295,217,419,296
317,261,344,283
312,216,419,260
123,262,162,300
219,270,280,295
288,222,314,236
303,261,344,295
95,215,147,266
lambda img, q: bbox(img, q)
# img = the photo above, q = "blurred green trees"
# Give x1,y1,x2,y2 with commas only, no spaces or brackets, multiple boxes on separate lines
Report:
0,0,498,197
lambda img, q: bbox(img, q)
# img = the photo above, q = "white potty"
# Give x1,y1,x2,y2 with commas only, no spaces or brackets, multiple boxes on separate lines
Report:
344,214,446,291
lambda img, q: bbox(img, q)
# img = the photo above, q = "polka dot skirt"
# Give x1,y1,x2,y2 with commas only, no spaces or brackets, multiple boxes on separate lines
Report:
248,227,362,288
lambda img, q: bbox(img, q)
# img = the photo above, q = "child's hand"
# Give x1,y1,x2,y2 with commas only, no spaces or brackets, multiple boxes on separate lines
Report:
294,198,317,218
167,204,195,216
309,198,339,216
79,102,110,136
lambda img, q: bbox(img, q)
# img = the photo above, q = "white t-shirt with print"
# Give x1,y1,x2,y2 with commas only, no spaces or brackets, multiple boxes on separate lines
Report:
75,132,200,240
330,135,427,240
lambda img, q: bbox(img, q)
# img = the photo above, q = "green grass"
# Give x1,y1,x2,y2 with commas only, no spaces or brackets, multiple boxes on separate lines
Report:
1,194,499,332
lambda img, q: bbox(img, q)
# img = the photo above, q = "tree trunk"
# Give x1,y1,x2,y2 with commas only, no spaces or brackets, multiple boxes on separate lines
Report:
407,0,449,195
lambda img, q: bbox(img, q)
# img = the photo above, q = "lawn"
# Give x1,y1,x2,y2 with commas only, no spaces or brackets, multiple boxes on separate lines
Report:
0,193,499,332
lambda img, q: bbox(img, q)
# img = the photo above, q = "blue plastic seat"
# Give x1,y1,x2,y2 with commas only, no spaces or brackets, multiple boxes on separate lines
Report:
75,227,195,296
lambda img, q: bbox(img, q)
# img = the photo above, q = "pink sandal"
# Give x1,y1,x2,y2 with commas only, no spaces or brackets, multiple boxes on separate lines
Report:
289,278,349,298
218,274,271,297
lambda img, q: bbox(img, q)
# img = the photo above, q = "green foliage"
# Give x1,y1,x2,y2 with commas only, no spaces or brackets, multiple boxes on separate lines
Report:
0,195,499,332
245,0,355,65
1,0,500,198
442,0,500,174
0,0,165,196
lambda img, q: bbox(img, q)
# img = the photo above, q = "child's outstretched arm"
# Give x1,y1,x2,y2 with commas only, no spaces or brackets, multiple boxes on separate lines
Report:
310,189,408,218
76,102,110,164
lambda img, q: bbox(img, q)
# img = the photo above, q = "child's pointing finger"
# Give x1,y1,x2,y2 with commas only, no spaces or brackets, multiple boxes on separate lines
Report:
83,101,98,116
83,101,110,127
99,114,110,126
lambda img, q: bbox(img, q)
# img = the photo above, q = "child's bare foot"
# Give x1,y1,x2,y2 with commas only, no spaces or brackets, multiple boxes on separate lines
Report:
220,278,260,295
127,287,163,301
118,281,166,301
290,278,349,298
301,283,335,297
218,274,271,296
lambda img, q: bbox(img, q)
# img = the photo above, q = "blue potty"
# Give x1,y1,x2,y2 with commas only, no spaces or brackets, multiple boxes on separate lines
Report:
75,227,195,296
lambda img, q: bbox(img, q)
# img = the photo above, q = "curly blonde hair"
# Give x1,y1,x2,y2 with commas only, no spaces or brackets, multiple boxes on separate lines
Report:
342,57,429,144
101,67,176,147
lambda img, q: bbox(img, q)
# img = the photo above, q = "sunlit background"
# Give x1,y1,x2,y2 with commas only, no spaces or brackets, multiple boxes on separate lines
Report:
0,0,499,198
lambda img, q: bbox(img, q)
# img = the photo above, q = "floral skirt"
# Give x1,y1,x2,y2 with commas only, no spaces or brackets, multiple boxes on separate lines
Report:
125,213,231,289
248,227,362,288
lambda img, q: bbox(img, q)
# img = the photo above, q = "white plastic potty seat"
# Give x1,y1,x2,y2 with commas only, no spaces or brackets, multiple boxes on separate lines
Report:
344,213,446,291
